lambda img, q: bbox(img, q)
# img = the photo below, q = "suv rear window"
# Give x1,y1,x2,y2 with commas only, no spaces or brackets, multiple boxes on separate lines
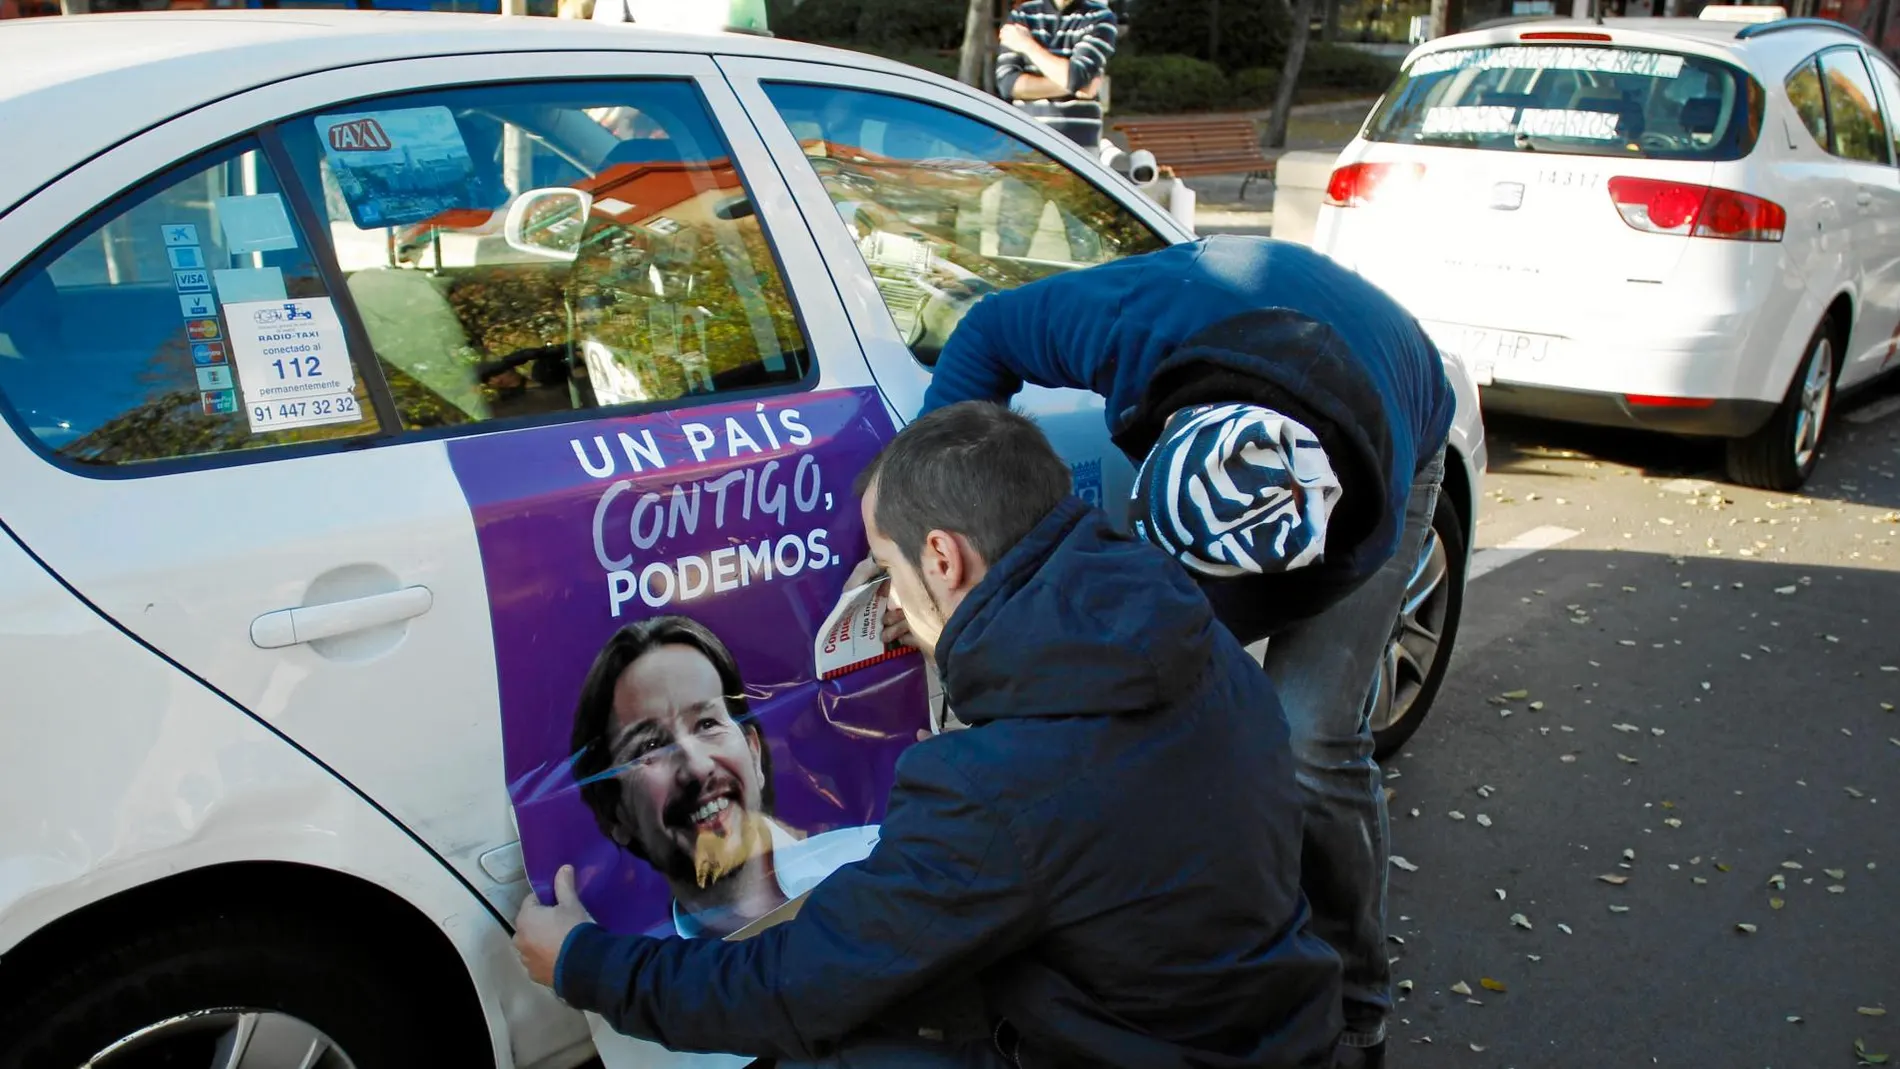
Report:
1365,44,1765,160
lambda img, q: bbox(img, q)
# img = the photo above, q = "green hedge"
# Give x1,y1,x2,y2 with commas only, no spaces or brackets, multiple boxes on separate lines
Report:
775,0,963,50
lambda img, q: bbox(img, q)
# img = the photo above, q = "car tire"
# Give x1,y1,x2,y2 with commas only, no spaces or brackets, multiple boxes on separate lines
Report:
0,907,470,1069
1726,320,1837,492
1369,490,1467,760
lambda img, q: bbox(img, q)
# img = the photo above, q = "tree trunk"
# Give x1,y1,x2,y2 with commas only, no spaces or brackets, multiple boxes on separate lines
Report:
1208,0,1223,63
1428,0,1462,38
1321,0,1341,42
958,0,991,88
1265,0,1319,148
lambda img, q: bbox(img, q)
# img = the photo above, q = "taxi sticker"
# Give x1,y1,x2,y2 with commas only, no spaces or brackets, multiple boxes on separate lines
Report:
161,223,199,247
179,293,217,319
167,246,205,271
223,296,362,433
195,365,234,392
315,106,505,229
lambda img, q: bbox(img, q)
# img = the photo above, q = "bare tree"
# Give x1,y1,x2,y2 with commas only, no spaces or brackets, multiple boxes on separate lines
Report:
958,0,991,87
1264,0,1318,148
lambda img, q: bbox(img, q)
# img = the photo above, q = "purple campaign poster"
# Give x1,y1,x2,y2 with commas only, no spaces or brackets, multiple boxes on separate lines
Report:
448,387,928,938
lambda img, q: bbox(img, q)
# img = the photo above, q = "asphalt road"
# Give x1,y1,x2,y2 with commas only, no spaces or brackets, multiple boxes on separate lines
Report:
1382,381,1900,1069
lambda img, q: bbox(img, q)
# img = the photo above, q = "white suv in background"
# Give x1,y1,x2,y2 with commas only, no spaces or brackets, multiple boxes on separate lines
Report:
1316,11,1900,490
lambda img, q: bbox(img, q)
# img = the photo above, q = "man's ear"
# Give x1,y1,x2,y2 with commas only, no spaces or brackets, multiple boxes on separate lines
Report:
922,529,963,590
745,722,764,781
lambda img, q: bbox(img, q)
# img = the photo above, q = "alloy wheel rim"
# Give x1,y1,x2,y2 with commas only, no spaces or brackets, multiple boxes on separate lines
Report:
1369,527,1450,735
86,1009,356,1069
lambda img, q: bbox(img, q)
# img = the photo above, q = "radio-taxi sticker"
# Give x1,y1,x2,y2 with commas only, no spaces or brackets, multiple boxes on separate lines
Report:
222,297,363,433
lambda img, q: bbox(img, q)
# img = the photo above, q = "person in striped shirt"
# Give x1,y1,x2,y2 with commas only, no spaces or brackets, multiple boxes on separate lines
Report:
995,0,1119,149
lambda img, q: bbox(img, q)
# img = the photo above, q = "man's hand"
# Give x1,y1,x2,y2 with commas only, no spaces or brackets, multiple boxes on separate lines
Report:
844,556,915,648
1075,76,1103,100
998,22,1036,54
514,864,595,989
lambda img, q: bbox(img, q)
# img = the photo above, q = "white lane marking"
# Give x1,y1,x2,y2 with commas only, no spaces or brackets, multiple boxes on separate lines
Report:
1846,395,1900,425
1469,525,1582,580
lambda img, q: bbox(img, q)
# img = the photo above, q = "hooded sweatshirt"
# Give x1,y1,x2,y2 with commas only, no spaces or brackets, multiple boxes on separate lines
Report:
557,496,1342,1067
922,235,1455,641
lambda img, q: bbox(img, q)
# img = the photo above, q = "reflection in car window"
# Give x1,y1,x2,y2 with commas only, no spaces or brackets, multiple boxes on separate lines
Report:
1787,59,1830,150
761,83,1166,365
1867,52,1900,163
1365,45,1765,161
1820,49,1891,165
0,142,380,466
279,81,808,431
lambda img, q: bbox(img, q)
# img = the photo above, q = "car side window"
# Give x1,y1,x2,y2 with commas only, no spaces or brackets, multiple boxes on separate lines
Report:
0,140,381,466
1865,51,1900,163
1787,58,1830,151
278,80,809,431
1820,48,1891,164
759,83,1167,366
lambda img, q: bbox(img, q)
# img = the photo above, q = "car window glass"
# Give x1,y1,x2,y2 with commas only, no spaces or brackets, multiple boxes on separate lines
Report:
1365,44,1764,160
1865,51,1900,162
760,83,1167,366
279,80,808,431
0,141,380,466
1786,59,1830,150
1820,48,1890,164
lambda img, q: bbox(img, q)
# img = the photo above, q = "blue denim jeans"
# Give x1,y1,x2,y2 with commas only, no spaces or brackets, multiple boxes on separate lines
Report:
1260,448,1445,1048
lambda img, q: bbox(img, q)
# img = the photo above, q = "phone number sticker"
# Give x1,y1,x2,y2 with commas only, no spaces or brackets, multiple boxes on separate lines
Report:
222,296,365,433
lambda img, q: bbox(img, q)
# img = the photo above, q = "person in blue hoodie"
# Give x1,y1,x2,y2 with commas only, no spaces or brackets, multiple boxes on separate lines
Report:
516,401,1342,1068
911,235,1455,1069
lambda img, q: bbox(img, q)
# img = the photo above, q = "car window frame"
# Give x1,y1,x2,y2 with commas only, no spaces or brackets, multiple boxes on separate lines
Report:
0,131,404,480
714,55,1191,422
1814,44,1893,166
268,76,827,447
0,56,853,482
1859,46,1900,165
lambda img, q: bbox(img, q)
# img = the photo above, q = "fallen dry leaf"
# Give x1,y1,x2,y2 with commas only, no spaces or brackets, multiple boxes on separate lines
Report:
1558,923,1574,934
1470,1044,1486,1053
1599,874,1630,885
1510,913,1533,930
1561,754,1578,763
1617,753,1641,764
1500,689,1530,700
1858,1038,1891,1066
1826,868,1847,879
1846,788,1867,799
1495,888,1507,900
1782,861,1804,870
1480,978,1507,992
1624,848,1638,861
1397,979,1414,993
1391,856,1419,872
1693,876,1709,885
1664,818,1683,828
1529,700,1546,711
1770,874,1787,890
1861,1008,1889,1017
1716,862,1732,872
1450,980,1473,996
1608,905,1631,914
1614,723,1640,733
1477,814,1494,828
1775,585,1798,595
1771,897,1786,910
1450,810,1467,821
1829,885,1847,894
1737,922,1758,933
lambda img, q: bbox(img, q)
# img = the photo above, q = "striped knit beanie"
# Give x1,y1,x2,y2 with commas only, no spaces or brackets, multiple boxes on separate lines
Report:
1130,402,1343,578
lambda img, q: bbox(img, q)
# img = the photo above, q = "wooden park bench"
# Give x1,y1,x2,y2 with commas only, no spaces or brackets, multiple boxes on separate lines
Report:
1110,116,1278,199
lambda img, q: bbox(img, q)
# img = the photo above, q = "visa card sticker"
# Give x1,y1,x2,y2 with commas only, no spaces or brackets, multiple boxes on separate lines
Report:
224,296,363,433
214,194,299,255
179,293,217,319
315,106,505,229
174,268,212,293
213,266,286,304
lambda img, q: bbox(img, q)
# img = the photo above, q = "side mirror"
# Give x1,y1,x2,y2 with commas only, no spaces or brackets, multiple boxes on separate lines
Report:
504,187,593,262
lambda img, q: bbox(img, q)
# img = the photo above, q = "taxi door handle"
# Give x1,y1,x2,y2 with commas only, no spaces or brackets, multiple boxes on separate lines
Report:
251,586,434,649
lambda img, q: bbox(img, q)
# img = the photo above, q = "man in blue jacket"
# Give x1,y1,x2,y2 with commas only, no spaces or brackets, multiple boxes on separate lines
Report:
516,401,1342,1068
914,235,1454,1069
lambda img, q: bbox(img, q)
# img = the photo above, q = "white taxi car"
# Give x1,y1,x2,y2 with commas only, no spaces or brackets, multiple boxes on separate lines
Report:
1316,11,1900,490
0,13,1484,1068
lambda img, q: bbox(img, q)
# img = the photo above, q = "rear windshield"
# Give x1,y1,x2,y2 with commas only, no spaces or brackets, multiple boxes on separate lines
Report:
1365,44,1765,160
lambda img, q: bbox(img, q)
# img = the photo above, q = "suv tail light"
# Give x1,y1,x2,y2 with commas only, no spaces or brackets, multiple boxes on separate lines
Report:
1325,162,1426,208
1606,177,1786,241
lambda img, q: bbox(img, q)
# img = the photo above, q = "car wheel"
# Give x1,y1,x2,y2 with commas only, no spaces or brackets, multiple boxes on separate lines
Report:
1368,491,1467,760
0,909,469,1069
1726,321,1836,492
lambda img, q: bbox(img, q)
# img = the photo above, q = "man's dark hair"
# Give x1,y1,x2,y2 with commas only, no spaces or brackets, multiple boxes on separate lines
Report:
853,401,1073,567
571,615,773,860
